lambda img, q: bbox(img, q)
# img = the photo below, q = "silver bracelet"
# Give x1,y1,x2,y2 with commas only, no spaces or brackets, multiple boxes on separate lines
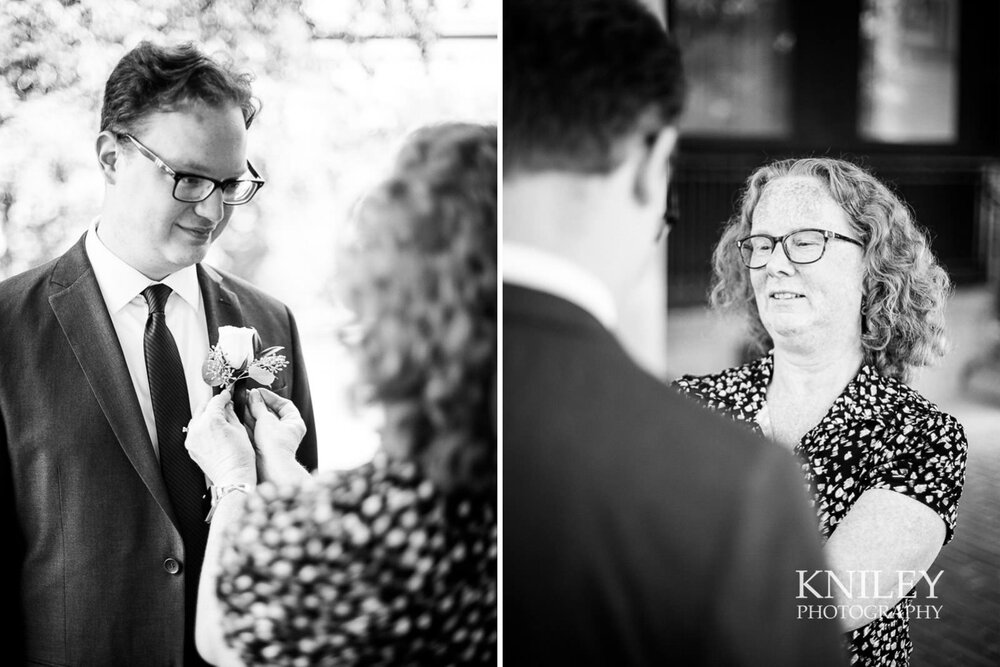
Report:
204,483,252,523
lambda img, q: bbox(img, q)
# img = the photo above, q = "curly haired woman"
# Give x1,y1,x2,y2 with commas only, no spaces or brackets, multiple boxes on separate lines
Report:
673,157,967,667
185,123,497,666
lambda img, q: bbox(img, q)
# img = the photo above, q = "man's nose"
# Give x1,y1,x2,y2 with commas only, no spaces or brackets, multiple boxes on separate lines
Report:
194,188,226,224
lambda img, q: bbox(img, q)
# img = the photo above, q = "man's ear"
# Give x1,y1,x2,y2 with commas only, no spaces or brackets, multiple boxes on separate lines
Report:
634,125,678,206
96,131,122,185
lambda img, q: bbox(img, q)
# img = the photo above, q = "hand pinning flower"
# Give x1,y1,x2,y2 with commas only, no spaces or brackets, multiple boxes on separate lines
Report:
202,326,289,391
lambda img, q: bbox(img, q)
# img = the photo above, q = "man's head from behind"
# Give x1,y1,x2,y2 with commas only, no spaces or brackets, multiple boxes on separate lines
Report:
504,0,685,292
504,0,684,178
96,42,261,280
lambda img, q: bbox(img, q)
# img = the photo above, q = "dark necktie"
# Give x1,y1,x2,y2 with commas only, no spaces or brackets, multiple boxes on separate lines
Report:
141,284,209,666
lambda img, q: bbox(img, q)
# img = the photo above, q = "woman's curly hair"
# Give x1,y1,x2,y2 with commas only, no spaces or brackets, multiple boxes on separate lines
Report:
710,157,952,383
337,123,497,497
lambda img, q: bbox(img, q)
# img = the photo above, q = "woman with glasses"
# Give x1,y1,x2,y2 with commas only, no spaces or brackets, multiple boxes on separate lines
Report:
674,157,967,667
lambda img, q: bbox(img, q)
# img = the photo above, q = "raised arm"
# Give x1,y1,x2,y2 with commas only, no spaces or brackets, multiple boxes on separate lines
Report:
185,389,257,666
195,489,252,667
825,417,967,632
823,489,945,632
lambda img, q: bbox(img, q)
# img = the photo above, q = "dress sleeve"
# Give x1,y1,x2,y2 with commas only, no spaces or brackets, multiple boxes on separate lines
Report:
866,413,968,544
213,467,497,664
671,374,702,398
213,476,361,665
671,375,716,409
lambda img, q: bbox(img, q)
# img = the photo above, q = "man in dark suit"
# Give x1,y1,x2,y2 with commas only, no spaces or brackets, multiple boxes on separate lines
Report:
504,1,847,664
0,42,317,666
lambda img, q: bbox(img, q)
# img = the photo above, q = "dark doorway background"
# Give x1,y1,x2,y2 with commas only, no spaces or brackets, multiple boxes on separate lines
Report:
664,0,1000,306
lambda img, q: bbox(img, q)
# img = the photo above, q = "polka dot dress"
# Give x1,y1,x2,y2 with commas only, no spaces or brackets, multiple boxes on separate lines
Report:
215,453,497,666
674,355,968,667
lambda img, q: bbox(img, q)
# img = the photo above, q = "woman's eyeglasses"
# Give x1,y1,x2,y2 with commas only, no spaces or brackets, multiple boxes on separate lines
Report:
736,228,864,269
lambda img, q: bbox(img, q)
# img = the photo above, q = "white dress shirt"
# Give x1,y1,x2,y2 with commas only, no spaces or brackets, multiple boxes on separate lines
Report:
85,219,213,460
503,241,618,330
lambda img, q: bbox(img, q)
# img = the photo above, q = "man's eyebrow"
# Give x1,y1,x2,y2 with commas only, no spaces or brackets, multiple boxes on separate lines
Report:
174,160,247,181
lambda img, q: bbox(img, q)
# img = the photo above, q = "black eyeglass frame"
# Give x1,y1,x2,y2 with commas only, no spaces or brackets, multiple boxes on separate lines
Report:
736,228,865,269
655,185,680,243
120,133,265,205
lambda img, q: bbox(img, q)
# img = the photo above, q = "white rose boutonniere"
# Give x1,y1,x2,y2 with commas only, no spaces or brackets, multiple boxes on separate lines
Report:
216,325,256,369
202,326,290,391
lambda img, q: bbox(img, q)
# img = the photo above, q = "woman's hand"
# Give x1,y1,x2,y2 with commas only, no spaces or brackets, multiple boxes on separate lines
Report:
248,388,306,458
247,388,312,486
186,388,257,487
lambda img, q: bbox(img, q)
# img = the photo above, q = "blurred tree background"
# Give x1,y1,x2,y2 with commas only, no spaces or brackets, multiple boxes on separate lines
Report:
0,0,497,469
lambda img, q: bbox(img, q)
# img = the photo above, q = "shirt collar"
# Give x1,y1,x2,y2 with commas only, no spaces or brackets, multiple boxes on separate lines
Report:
503,240,617,330
85,217,201,313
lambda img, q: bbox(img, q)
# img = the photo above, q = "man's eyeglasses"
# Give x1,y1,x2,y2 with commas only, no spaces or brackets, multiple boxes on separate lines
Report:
120,134,265,206
736,228,864,269
655,185,680,243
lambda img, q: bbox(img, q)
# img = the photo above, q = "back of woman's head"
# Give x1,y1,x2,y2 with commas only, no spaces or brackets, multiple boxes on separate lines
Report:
338,123,497,496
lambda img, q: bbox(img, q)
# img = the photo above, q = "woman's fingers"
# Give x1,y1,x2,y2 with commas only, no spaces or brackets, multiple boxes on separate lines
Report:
256,388,301,422
207,388,232,413
208,389,244,426
193,389,229,419
193,395,211,418
223,398,240,425
247,388,271,422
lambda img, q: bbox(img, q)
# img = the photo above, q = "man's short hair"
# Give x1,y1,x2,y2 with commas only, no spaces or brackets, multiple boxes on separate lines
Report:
100,41,259,135
503,0,685,176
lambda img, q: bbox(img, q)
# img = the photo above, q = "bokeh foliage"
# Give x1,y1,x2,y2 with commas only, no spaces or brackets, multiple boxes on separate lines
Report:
0,0,493,284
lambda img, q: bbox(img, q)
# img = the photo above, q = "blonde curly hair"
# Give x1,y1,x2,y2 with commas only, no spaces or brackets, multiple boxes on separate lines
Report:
337,123,497,496
710,157,952,383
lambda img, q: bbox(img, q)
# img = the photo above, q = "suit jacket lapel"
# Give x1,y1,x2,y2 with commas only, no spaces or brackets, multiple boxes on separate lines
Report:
47,235,177,523
198,263,244,345
197,264,291,397
198,264,246,401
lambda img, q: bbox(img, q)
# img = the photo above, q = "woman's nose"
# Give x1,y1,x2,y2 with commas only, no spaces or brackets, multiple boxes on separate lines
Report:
765,240,795,276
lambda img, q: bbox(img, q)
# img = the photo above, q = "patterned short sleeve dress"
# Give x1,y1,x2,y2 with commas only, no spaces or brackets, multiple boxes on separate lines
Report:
214,453,497,666
674,355,968,667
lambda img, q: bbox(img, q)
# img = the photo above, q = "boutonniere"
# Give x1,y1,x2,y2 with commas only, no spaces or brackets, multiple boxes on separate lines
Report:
202,325,289,390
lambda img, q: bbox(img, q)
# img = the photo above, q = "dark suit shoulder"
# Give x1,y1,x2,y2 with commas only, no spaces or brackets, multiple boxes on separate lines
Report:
505,310,784,515
578,338,777,482
0,256,66,343
0,255,62,306
634,364,793,511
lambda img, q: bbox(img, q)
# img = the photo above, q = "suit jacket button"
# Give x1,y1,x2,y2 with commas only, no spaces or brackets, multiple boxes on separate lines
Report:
163,558,182,575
